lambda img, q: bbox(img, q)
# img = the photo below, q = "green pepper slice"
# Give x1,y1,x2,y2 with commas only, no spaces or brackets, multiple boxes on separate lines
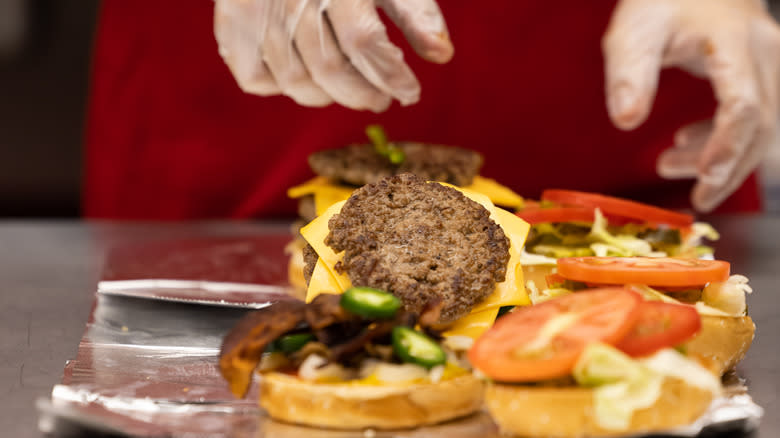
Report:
269,333,314,353
340,287,401,319
392,326,447,369
365,124,405,165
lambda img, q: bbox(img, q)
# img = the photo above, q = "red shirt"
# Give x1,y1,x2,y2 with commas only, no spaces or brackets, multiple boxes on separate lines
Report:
84,0,761,220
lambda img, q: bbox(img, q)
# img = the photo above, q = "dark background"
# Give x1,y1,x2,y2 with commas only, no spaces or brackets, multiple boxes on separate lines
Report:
0,1,779,218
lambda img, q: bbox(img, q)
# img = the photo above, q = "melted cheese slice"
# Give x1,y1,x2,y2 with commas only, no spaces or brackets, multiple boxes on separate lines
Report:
300,183,530,339
288,175,524,216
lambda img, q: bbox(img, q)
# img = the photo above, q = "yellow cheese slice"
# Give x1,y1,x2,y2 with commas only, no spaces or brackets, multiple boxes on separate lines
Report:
442,307,500,339
301,182,531,338
300,200,351,302
450,187,531,313
305,259,345,302
289,175,525,217
288,177,355,216
463,175,524,209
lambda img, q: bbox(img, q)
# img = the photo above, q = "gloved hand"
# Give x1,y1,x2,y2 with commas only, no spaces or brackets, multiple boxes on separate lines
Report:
214,0,453,113
603,0,780,212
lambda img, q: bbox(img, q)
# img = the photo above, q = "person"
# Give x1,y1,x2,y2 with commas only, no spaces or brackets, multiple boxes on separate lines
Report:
84,0,780,220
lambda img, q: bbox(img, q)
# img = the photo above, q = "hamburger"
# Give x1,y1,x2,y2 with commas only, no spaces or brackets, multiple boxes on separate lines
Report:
469,288,724,437
220,173,530,428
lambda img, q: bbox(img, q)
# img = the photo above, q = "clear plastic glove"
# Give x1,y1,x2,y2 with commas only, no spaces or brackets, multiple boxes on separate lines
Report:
214,0,453,112
603,0,780,212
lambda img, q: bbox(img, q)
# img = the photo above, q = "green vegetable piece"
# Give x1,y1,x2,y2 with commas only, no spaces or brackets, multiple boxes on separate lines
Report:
366,124,389,153
387,148,405,164
340,287,402,319
271,333,314,353
365,124,405,165
392,326,447,369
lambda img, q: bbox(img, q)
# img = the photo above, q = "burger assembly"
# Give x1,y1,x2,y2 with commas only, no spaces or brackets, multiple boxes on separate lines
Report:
219,140,756,436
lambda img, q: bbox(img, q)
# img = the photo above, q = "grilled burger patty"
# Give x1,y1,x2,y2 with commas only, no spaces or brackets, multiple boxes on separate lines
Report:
308,142,483,187
319,173,509,323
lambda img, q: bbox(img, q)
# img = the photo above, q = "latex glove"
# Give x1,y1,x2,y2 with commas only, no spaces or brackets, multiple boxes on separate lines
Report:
603,0,780,212
214,0,453,112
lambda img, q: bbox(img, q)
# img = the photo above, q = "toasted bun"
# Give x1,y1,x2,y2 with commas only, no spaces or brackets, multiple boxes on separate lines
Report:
259,373,484,430
685,315,755,375
484,378,713,437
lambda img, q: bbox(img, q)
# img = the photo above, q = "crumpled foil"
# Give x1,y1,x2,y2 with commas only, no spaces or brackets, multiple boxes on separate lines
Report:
39,237,763,437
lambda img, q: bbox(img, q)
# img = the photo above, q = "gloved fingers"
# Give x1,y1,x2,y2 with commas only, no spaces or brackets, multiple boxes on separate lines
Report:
657,125,708,179
695,34,762,189
292,0,391,112
377,0,453,64
326,0,421,106
603,1,674,130
656,120,716,179
214,0,280,95
675,120,714,149
691,135,769,212
262,0,333,107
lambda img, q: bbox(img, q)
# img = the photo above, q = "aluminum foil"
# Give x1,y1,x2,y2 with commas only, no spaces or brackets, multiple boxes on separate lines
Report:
39,236,763,437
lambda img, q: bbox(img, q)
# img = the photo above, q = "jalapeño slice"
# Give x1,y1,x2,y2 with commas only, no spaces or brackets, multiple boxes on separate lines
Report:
392,326,447,369
340,287,402,319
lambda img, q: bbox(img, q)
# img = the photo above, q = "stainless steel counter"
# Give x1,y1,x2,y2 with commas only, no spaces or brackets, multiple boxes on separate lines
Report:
1,218,777,437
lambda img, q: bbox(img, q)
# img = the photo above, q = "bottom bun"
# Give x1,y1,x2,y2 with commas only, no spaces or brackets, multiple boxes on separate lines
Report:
484,378,713,438
259,373,484,430
685,315,755,375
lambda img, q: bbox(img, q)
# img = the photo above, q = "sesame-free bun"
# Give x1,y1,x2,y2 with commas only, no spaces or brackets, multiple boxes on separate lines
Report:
685,315,755,375
484,377,713,437
258,372,484,430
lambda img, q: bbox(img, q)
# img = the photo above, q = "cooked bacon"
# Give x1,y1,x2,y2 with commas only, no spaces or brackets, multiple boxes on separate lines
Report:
304,294,355,329
218,300,306,398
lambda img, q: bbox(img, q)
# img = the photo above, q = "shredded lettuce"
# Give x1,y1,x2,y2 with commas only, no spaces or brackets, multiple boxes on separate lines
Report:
640,349,722,397
573,343,664,430
631,283,747,317
573,343,722,431
587,209,666,257
701,275,751,316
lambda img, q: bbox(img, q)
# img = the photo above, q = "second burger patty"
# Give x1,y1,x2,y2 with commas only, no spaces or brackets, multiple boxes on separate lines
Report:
320,173,510,323
308,142,483,187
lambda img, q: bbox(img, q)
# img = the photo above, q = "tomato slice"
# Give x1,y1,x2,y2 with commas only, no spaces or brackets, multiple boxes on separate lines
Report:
517,206,599,224
545,273,568,287
542,189,694,228
557,257,730,287
468,288,642,382
616,301,701,357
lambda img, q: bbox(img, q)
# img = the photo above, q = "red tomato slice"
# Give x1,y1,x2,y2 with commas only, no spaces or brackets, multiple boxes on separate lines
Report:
468,288,642,382
542,189,694,228
616,301,701,357
517,206,598,224
557,257,730,287
545,273,568,287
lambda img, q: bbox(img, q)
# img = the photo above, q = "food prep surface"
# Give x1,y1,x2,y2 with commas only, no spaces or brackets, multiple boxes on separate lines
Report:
1,218,778,437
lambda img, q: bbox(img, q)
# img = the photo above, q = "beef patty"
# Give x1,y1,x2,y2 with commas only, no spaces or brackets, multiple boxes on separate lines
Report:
308,142,483,187
323,173,510,323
